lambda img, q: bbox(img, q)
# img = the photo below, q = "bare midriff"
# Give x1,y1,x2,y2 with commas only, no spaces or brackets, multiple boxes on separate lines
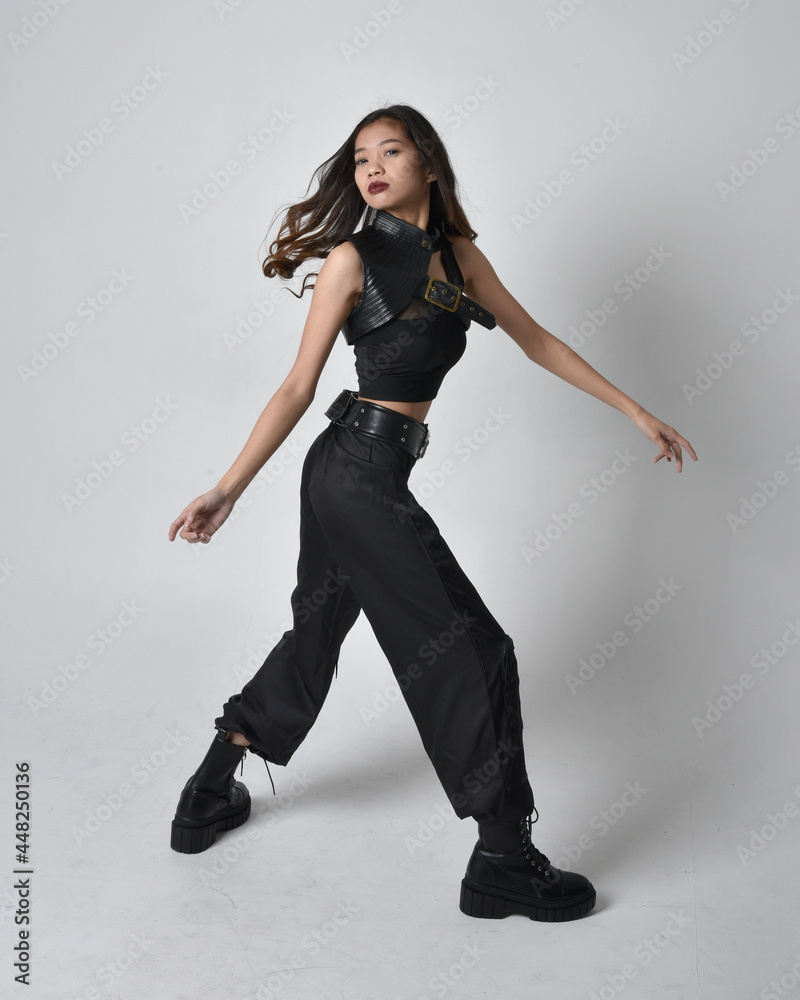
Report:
356,396,434,425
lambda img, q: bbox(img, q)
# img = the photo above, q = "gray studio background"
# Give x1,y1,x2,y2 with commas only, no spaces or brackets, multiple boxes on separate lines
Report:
3,1,799,998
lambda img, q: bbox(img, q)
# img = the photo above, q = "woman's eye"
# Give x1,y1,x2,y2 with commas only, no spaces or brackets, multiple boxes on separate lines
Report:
355,149,399,166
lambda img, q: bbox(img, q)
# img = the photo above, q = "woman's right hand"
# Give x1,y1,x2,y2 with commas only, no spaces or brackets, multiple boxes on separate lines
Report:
168,487,236,544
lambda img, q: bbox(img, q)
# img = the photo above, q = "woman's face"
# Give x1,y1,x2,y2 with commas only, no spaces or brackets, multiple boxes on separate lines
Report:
353,118,435,216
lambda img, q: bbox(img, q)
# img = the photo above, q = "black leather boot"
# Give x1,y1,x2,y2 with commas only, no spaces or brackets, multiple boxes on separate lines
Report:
170,731,251,854
459,815,596,922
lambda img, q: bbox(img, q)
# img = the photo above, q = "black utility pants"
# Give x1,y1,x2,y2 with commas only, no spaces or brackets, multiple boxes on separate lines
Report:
216,410,535,823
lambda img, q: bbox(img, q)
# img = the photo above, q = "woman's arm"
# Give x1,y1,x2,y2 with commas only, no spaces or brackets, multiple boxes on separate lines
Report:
168,242,362,543
450,237,698,472
216,242,361,501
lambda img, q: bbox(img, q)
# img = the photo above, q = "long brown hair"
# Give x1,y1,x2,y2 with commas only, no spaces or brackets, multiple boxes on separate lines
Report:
261,104,477,298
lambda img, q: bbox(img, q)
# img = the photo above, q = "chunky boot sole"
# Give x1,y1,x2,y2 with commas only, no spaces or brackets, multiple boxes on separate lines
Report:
170,792,251,854
459,876,596,922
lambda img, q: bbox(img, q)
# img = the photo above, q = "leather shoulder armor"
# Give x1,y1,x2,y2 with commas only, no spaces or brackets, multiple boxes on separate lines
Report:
336,209,465,345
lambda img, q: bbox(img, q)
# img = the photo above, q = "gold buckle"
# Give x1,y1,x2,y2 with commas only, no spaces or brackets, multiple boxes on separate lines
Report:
424,276,461,313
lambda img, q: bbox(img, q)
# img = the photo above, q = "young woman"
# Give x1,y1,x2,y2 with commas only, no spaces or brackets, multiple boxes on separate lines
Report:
168,104,697,923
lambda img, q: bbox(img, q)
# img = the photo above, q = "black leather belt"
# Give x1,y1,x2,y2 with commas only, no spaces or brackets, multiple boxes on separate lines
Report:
325,389,430,459
418,276,497,330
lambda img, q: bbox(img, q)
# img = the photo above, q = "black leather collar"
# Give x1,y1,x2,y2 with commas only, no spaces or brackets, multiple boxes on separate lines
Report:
369,209,441,250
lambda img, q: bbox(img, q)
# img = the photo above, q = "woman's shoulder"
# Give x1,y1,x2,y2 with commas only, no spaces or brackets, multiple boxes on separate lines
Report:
317,240,363,304
446,232,483,259
445,233,492,289
324,239,362,273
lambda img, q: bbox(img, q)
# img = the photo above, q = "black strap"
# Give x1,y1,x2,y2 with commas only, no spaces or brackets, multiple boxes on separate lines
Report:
418,234,497,329
438,233,464,286
416,275,497,329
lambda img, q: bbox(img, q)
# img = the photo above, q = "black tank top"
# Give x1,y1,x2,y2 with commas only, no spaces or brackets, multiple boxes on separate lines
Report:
353,293,467,402
341,212,469,402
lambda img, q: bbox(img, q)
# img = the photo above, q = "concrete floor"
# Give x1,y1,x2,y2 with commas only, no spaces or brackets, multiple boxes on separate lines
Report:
6,616,798,1000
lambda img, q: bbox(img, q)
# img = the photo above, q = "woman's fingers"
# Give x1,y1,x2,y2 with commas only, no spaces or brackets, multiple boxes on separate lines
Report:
183,529,209,544
168,511,193,541
169,502,209,542
180,513,211,543
676,432,698,463
653,428,697,473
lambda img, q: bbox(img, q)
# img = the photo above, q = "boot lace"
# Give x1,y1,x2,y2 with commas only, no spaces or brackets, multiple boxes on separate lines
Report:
519,810,552,876
238,748,276,796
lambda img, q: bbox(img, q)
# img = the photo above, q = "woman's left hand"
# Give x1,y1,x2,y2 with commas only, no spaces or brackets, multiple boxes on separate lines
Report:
630,410,698,472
